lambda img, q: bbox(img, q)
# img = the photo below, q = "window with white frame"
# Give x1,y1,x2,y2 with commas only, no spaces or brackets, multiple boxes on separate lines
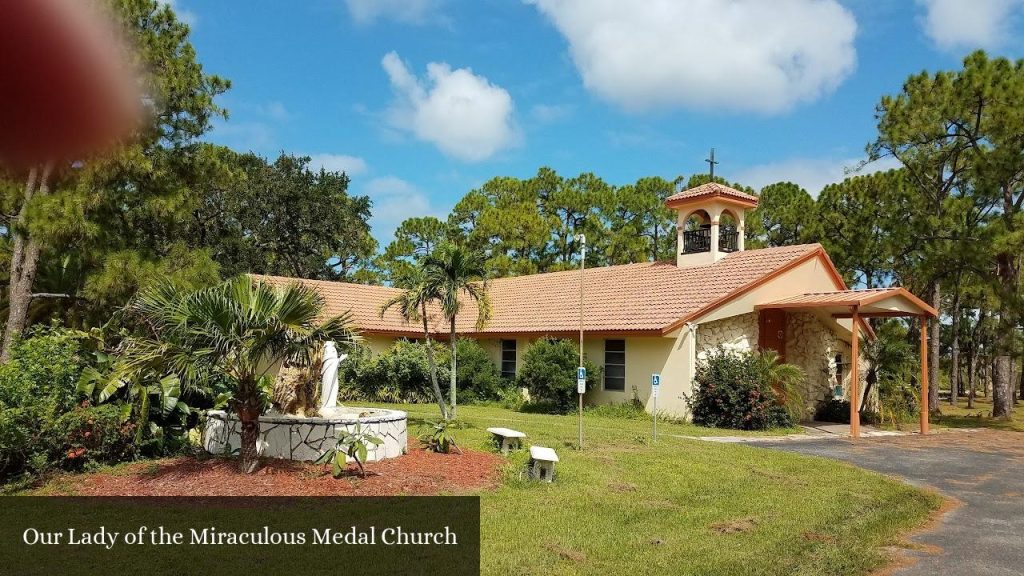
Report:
500,339,517,379
604,340,626,391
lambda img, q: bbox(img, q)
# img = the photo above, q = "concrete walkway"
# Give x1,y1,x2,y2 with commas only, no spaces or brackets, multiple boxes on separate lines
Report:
695,421,908,443
748,430,1024,576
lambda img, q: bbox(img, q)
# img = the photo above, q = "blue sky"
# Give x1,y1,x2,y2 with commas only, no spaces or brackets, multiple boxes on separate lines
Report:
174,0,1024,244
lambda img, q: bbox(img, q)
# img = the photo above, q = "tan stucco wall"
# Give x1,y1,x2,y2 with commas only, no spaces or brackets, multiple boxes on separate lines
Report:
359,335,398,356
694,256,844,325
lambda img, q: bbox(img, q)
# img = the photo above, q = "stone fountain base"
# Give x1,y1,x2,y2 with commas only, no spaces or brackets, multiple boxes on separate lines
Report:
202,407,408,462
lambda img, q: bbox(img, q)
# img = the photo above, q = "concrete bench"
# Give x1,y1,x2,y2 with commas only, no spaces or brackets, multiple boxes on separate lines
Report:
487,427,526,454
528,445,559,482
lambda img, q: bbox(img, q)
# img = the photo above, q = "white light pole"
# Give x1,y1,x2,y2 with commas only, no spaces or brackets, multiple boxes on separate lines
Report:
577,232,586,450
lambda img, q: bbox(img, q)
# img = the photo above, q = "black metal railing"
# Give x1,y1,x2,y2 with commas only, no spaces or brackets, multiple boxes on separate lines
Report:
682,228,711,254
683,227,740,254
719,227,739,252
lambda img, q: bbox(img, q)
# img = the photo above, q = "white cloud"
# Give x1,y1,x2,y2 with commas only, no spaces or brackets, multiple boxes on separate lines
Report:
530,103,573,123
362,176,445,241
307,154,368,176
345,0,444,25
733,156,902,197
917,0,1024,51
382,51,517,162
525,0,857,114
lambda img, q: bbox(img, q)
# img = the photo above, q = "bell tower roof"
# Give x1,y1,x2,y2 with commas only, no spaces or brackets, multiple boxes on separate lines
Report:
665,182,759,211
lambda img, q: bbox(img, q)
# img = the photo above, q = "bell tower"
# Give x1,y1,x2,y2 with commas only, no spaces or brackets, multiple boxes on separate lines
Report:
665,182,759,268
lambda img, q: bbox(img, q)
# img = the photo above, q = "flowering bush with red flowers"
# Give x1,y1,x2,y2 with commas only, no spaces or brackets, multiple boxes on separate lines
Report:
688,347,794,430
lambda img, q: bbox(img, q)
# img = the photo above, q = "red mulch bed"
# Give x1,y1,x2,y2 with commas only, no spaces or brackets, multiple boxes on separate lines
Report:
52,440,504,497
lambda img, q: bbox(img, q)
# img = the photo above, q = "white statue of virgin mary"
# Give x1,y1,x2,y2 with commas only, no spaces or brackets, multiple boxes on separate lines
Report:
320,341,342,412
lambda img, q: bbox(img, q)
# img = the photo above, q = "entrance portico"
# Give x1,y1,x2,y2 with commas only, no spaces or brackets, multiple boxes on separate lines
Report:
755,287,939,438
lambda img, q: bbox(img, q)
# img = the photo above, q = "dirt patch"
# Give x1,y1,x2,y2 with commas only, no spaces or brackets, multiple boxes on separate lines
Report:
802,531,836,544
37,440,504,497
545,544,586,563
870,495,962,576
710,517,758,534
608,481,638,493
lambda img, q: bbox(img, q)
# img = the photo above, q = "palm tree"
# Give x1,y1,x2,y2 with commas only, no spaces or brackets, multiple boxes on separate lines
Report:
116,275,354,473
422,243,491,419
380,266,450,420
754,350,806,422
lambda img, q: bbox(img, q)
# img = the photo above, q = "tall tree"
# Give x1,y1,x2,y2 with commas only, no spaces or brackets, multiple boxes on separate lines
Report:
378,216,451,286
1,0,229,360
380,267,449,420
423,243,492,419
754,182,816,247
958,53,1024,418
189,150,376,281
868,56,986,414
815,170,918,289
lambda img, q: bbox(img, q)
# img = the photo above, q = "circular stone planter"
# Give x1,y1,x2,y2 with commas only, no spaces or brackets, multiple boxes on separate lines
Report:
202,407,408,462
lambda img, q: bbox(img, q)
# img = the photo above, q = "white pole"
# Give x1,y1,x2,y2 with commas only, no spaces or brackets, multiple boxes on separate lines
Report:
653,390,657,442
578,233,586,451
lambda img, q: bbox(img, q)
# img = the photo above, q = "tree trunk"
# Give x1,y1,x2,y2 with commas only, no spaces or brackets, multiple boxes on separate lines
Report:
421,301,448,420
1,164,52,363
1018,360,1024,402
927,282,941,414
235,393,262,474
992,355,1014,419
949,292,961,406
985,357,992,397
239,416,260,474
449,317,457,419
967,348,976,409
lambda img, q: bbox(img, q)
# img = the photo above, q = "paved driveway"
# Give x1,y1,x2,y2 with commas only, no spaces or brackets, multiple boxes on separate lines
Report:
750,430,1024,576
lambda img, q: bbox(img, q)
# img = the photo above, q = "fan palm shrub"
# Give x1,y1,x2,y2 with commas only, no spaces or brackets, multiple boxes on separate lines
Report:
110,275,355,473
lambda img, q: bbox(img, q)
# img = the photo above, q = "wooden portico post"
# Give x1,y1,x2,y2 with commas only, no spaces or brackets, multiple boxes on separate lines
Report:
920,315,929,435
850,308,860,439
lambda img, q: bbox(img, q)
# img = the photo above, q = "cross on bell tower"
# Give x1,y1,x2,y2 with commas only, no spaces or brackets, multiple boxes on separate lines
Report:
705,148,719,180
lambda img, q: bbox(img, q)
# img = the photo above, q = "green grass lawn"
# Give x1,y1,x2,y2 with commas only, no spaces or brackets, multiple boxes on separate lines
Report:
932,397,1024,432
377,402,941,576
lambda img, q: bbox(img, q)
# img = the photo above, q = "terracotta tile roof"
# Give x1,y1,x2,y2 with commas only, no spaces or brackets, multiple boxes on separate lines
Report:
253,275,417,335
256,244,827,337
665,182,759,208
757,287,937,317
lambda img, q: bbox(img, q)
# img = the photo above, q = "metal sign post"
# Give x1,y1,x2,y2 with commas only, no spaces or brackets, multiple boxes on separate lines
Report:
577,233,586,450
577,366,586,449
651,373,661,442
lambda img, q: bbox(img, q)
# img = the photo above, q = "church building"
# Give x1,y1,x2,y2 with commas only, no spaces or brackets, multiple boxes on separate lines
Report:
261,182,936,425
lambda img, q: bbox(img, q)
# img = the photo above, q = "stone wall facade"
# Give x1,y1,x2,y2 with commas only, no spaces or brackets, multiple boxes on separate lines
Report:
696,312,758,357
203,409,408,462
786,312,843,416
694,311,869,421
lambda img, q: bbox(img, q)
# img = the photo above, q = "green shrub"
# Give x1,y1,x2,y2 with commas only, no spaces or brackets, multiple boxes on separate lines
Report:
585,402,648,420
454,339,508,403
495,386,526,411
516,338,601,414
814,398,850,423
689,348,794,430
339,341,451,403
49,404,136,471
877,376,919,424
0,328,138,480
815,397,884,426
